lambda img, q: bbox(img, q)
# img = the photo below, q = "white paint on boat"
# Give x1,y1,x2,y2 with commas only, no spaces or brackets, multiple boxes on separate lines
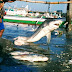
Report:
4,16,46,22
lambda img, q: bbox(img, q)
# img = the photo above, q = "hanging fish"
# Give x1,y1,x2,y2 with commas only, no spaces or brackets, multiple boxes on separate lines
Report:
14,19,63,46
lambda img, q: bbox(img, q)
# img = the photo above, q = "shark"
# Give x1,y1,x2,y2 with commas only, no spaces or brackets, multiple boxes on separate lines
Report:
14,19,63,46
10,51,48,62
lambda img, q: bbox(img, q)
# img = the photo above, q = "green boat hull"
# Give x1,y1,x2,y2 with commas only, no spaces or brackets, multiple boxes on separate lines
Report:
3,19,43,25
3,16,68,26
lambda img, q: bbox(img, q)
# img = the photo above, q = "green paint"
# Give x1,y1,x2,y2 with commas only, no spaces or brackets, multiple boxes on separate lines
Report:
59,21,66,28
4,19,69,27
3,19,43,25
71,22,72,24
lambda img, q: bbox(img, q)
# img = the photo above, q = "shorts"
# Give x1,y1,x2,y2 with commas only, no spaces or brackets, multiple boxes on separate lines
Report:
0,19,4,31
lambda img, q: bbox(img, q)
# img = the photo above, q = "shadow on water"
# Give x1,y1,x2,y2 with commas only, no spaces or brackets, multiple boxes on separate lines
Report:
0,38,36,72
0,22,72,72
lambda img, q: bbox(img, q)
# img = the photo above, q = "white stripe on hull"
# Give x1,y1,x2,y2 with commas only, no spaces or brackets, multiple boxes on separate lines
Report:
4,16,46,22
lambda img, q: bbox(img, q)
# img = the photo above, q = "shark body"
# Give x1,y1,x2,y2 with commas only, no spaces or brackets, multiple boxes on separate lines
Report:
14,19,63,46
10,51,48,62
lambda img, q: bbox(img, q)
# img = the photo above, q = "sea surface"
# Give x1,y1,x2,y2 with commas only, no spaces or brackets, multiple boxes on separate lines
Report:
0,22,72,72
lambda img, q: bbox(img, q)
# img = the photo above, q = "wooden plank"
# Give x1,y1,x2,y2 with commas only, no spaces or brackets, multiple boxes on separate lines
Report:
17,0,72,4
6,0,72,4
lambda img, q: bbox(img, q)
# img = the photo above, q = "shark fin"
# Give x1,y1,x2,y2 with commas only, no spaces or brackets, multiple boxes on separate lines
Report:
46,32,51,44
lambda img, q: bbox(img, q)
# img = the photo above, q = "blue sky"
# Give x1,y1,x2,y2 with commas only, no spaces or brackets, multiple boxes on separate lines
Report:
4,0,67,13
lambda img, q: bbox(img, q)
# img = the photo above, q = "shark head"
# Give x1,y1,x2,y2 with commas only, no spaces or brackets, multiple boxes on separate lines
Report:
48,20,63,31
46,20,63,44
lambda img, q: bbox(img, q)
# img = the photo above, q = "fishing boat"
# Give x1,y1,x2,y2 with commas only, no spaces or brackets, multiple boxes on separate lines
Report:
4,5,65,25
3,15,46,25
4,3,66,25
3,15,66,27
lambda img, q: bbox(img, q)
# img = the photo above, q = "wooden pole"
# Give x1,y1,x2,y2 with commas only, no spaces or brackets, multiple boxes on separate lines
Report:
4,0,72,4
66,0,72,30
8,0,72,4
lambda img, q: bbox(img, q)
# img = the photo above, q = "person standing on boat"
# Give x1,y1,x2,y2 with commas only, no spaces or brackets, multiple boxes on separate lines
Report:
0,0,5,37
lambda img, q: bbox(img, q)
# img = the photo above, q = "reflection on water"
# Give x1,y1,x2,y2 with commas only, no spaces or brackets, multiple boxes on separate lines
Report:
0,22,72,72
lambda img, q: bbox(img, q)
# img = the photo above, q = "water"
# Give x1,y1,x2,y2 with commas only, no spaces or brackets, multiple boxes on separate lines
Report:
0,22,72,72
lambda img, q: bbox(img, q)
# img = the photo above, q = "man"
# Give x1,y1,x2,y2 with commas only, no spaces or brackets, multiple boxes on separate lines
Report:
0,0,5,37
0,0,15,37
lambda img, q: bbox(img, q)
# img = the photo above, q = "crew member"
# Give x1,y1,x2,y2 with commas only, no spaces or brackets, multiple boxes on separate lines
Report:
0,0,5,37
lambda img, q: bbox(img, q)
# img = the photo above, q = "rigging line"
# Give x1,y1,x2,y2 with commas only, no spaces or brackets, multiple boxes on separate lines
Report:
48,2,50,12
6,3,14,8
